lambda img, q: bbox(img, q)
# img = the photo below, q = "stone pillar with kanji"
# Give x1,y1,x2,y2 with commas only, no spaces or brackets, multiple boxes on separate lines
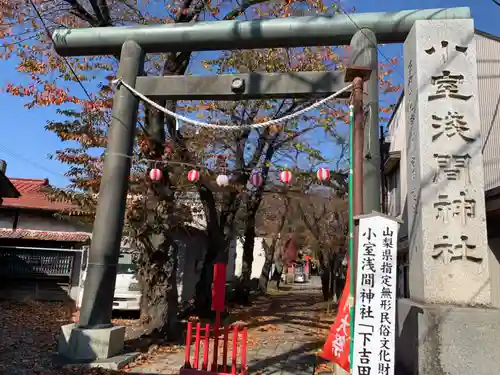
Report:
397,19,500,375
404,19,492,305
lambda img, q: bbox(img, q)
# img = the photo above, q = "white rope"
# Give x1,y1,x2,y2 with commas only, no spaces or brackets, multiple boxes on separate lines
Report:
112,78,353,131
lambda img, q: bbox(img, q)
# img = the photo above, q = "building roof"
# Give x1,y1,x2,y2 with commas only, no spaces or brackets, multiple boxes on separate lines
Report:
0,228,90,242
1,178,76,211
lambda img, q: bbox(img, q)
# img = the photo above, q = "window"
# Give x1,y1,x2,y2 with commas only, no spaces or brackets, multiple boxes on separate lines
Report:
387,165,401,216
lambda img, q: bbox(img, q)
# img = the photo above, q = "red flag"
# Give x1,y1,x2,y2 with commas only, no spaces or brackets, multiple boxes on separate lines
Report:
319,265,351,372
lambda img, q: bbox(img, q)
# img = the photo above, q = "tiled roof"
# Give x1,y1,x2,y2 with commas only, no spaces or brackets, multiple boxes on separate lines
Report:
1,178,76,211
0,228,90,242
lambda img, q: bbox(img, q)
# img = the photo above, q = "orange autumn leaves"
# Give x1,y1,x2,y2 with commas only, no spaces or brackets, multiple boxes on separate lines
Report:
6,82,80,107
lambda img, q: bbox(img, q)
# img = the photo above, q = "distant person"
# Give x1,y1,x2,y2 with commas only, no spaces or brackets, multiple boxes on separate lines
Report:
272,257,284,290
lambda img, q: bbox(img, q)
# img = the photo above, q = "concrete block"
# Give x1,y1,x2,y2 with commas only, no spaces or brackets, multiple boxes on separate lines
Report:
396,299,500,375
58,323,125,361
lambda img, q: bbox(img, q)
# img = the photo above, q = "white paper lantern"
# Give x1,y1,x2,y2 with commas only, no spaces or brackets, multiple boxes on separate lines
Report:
216,174,230,187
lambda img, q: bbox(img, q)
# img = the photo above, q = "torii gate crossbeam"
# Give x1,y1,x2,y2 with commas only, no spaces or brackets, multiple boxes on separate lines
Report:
52,7,471,56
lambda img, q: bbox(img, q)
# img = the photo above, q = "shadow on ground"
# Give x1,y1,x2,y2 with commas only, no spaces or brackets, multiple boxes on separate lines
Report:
247,341,323,375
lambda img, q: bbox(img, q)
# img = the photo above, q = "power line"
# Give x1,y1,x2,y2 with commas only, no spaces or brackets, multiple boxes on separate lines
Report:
0,144,65,179
333,1,404,82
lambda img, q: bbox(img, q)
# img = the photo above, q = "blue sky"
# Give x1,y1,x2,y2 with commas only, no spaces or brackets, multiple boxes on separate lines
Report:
0,0,498,187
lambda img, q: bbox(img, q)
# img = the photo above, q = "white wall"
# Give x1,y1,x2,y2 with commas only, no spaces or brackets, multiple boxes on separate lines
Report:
176,234,238,303
233,237,266,280
176,232,207,303
387,95,408,217
0,210,90,233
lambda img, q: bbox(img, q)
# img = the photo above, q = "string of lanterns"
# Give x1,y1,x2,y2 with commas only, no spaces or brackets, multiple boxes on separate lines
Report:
111,151,335,187
149,165,331,186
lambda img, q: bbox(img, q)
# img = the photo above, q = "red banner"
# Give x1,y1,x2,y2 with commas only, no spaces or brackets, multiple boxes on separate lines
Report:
211,262,226,312
319,265,351,372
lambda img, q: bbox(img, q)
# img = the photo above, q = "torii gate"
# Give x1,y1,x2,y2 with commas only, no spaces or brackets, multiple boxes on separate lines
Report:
52,6,470,365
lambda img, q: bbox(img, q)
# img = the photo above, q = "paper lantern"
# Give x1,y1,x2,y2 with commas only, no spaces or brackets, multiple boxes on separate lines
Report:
216,174,229,187
316,167,330,181
149,168,162,181
187,169,200,182
280,170,293,184
249,171,263,187
164,143,173,154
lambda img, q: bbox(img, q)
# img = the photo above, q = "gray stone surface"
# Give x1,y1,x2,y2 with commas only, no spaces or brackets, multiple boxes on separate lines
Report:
58,323,126,360
62,352,140,370
396,298,500,375
404,19,491,305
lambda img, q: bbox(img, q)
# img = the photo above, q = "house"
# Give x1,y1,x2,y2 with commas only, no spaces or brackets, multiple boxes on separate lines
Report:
0,160,272,307
0,166,91,301
382,29,500,298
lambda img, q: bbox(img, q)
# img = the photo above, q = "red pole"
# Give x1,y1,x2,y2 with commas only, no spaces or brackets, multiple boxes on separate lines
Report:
194,322,201,369
203,323,210,370
223,325,229,373
185,321,193,368
241,328,248,375
211,312,221,371
231,325,239,375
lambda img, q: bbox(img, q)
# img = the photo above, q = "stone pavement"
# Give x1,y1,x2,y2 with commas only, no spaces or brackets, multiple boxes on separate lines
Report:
128,278,333,375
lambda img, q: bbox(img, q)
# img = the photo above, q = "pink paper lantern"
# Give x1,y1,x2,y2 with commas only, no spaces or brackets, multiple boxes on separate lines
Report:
149,168,162,181
250,171,263,187
187,169,200,182
280,170,293,184
316,167,330,181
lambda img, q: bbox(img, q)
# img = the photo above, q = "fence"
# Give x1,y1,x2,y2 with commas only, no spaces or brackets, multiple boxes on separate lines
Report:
0,247,74,279
182,322,248,375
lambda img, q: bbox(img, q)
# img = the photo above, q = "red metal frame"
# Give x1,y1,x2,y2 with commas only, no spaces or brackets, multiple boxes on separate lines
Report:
181,322,248,375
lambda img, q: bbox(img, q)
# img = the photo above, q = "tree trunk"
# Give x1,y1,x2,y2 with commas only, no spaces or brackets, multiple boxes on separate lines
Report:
319,253,333,302
137,233,179,339
234,212,257,304
241,212,256,284
194,229,229,316
165,239,180,339
320,268,331,302
259,240,276,292
329,256,336,302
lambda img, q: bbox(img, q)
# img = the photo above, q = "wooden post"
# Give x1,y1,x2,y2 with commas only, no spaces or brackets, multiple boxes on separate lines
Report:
344,67,370,300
